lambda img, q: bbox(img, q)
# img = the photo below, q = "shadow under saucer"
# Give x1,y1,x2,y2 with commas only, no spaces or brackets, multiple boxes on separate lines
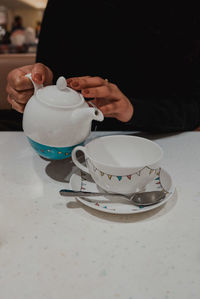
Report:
65,189,178,223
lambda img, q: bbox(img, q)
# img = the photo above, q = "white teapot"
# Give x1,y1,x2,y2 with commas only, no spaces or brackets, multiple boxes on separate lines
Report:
23,74,104,160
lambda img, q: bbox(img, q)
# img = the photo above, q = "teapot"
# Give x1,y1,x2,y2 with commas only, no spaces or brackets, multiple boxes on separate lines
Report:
23,74,104,160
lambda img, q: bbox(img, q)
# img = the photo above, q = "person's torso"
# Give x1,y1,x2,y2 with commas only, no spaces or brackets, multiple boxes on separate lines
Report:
38,1,200,97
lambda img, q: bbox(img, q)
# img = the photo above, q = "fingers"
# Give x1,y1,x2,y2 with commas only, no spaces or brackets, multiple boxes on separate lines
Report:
31,63,53,85
7,68,33,91
91,99,119,116
67,76,106,90
67,76,91,88
82,84,119,99
7,63,53,113
7,66,34,112
7,63,52,92
67,74,134,122
100,103,119,117
6,85,33,104
90,93,134,122
67,75,91,85
88,99,117,118
7,95,25,113
31,63,46,84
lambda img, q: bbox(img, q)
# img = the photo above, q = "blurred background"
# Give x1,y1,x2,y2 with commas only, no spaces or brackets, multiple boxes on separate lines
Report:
0,0,47,53
0,0,47,112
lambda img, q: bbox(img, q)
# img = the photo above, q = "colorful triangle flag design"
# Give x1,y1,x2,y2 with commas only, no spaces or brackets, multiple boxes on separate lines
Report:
156,169,160,175
149,169,154,175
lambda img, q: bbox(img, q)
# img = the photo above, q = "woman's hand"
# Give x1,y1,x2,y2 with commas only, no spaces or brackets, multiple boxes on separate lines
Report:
6,63,53,113
67,76,134,122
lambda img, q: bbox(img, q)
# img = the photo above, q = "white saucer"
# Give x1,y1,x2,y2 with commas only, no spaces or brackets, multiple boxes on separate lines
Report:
69,168,175,214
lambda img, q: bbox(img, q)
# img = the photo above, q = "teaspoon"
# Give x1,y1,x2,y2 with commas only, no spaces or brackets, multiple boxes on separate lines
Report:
59,189,166,206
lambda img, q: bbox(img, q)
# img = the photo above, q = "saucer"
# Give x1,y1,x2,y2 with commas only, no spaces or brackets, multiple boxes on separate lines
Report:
69,168,175,214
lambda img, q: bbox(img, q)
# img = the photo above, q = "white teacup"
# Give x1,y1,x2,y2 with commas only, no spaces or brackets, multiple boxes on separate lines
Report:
72,135,163,194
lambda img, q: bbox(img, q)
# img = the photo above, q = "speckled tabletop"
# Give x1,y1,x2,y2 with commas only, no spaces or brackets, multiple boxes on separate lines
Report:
0,131,199,299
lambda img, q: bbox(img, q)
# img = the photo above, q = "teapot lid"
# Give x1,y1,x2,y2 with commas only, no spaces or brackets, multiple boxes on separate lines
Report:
36,77,84,108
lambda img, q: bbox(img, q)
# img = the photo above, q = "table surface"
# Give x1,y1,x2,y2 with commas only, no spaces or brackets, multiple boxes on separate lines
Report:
0,131,200,299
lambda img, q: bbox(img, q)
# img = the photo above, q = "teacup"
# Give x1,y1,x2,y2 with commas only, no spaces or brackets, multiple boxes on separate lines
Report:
71,135,163,194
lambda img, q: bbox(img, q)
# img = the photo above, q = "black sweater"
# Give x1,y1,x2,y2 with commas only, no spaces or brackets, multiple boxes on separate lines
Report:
36,0,200,132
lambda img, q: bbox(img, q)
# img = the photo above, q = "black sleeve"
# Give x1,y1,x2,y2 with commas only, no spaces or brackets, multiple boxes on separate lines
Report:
129,95,200,132
94,93,200,132
36,0,62,82
127,72,200,132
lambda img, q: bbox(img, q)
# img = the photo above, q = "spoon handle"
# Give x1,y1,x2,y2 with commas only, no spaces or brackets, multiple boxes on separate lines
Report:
59,189,129,199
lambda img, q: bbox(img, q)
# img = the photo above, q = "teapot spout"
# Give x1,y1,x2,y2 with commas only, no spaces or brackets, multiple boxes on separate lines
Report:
73,107,104,123
90,107,104,122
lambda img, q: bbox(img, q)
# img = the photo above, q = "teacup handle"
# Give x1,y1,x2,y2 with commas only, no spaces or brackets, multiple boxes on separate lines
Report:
71,146,90,174
25,73,43,94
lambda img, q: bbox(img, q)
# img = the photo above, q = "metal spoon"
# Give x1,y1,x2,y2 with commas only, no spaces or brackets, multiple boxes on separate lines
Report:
59,189,166,206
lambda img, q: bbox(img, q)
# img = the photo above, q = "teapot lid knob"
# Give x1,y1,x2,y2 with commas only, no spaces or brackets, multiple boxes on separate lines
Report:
56,76,67,90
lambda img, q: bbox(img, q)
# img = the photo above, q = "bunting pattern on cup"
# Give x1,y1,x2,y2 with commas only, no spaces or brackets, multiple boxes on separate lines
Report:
153,173,169,194
87,160,161,182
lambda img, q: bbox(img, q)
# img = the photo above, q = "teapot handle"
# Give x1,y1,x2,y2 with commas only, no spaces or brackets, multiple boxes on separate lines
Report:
25,73,43,94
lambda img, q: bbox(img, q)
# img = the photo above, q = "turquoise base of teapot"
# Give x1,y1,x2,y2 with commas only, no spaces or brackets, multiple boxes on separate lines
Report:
27,137,83,160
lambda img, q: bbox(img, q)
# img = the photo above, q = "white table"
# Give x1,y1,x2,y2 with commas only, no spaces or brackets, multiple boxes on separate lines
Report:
0,131,200,299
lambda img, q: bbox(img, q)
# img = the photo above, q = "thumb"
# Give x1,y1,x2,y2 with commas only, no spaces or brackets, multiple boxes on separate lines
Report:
31,63,47,85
